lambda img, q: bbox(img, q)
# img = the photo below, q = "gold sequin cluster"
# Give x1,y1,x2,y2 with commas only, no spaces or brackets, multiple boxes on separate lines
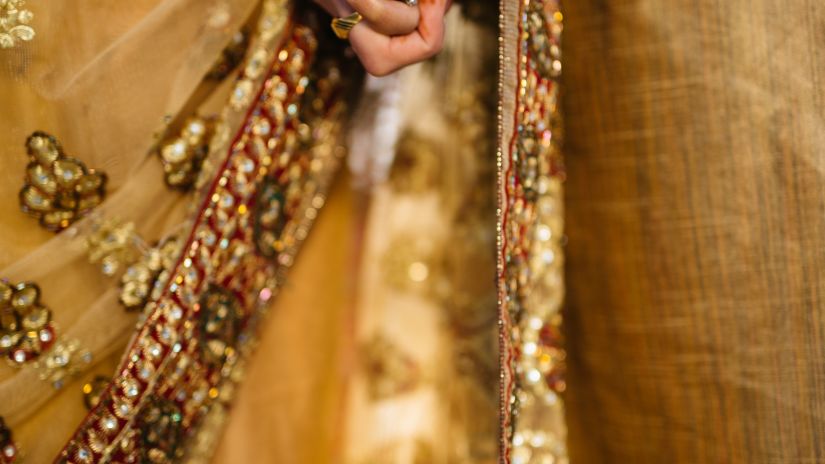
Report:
0,278,91,389
33,338,92,390
0,280,55,365
85,219,142,277
157,27,254,191
0,0,34,49
58,5,354,460
157,117,216,190
84,218,184,314
119,236,181,311
19,132,107,232
501,1,567,463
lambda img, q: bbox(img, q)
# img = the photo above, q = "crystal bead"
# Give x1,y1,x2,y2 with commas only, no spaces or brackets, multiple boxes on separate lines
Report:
230,80,255,110
121,377,139,398
161,139,189,164
27,133,60,166
53,159,85,187
100,415,118,433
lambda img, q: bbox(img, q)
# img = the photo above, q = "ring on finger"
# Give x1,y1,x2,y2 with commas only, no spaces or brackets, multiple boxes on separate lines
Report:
396,0,418,6
331,12,363,40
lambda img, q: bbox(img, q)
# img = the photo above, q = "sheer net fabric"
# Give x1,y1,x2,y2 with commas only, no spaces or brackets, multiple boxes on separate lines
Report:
0,1,268,461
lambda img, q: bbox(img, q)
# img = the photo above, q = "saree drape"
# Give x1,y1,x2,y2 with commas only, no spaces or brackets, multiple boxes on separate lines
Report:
2,0,823,462
0,2,509,462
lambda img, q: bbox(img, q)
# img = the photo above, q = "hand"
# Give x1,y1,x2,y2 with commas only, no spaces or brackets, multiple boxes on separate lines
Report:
314,0,449,77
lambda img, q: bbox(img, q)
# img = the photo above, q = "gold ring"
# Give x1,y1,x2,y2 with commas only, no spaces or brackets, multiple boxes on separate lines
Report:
331,12,363,40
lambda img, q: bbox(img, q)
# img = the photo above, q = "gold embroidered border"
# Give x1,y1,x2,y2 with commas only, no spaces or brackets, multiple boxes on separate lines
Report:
499,1,567,463
56,3,352,461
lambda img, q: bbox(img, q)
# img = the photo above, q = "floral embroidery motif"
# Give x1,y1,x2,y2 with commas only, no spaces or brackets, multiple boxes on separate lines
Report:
119,237,181,311
0,279,92,388
157,117,216,191
0,0,34,49
85,218,182,312
58,3,356,459
0,280,55,365
85,219,142,277
19,132,107,232
34,338,92,389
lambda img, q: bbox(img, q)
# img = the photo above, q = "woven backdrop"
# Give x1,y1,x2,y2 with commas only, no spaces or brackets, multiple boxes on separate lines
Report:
563,1,825,462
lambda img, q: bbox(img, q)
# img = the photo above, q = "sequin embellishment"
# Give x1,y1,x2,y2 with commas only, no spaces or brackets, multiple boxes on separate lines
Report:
0,280,55,365
500,0,567,462
85,219,142,277
157,117,216,191
0,279,91,388
0,0,34,49
119,237,181,312
19,132,107,232
58,7,354,460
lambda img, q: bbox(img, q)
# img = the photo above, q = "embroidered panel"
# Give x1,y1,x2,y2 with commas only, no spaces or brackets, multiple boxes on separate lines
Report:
56,14,353,463
499,1,566,463
19,132,107,232
0,0,34,49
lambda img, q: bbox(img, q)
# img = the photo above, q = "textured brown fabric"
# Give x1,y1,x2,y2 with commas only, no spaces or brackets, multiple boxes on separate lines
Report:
563,1,825,462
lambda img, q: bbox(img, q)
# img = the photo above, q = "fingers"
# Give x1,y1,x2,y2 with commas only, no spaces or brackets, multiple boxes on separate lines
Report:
348,0,420,36
349,0,448,76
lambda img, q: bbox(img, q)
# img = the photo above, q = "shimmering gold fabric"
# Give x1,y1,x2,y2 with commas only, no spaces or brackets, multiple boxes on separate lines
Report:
563,1,825,462
212,175,356,463
5,0,822,461
0,0,258,425
216,9,501,463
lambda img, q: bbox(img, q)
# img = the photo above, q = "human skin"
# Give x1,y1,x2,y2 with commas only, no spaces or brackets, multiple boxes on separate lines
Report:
313,0,450,76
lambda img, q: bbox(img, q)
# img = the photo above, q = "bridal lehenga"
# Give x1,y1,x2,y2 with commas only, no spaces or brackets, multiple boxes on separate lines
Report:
4,0,824,463
0,1,564,462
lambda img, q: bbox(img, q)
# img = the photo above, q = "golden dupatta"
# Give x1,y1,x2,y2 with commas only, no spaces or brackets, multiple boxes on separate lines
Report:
0,1,567,462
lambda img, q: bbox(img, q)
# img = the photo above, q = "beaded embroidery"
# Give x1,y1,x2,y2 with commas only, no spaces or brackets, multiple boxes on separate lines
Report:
157,118,217,191
0,0,34,49
500,0,567,462
57,6,353,461
0,278,90,390
85,219,143,278
19,132,107,232
0,281,55,365
119,237,181,312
